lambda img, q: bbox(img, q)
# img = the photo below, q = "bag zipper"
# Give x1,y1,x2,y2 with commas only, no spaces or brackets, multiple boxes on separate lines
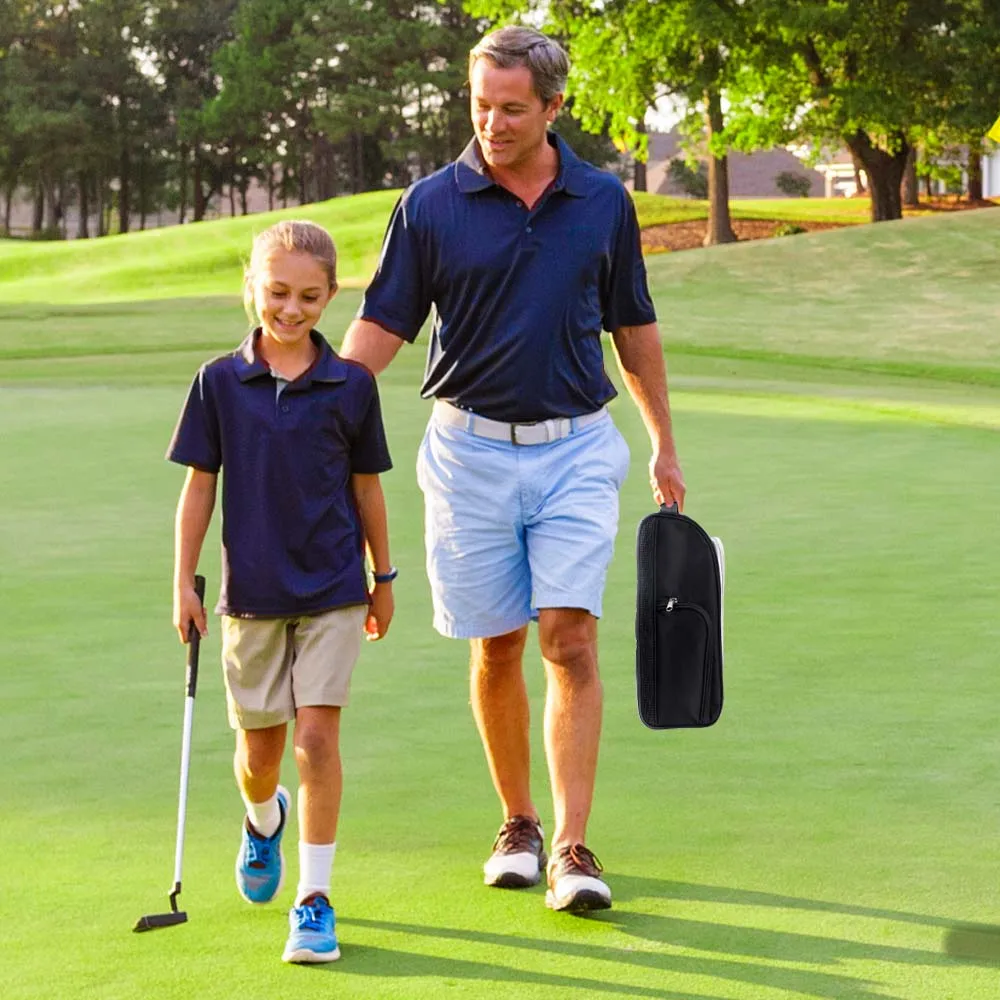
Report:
658,597,713,722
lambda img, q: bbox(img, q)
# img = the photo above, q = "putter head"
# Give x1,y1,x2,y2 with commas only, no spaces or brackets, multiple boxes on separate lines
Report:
133,910,188,933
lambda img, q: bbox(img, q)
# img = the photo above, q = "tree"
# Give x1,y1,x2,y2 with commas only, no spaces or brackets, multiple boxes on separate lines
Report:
3,1,89,236
150,0,239,221
467,0,753,244
941,0,1000,202
731,0,963,222
304,0,487,192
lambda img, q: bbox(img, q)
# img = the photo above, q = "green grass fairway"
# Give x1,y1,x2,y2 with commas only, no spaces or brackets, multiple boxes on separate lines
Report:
5,185,987,306
631,193,876,227
1,206,998,999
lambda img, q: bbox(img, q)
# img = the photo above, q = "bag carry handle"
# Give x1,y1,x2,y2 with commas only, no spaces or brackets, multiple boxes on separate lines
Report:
660,502,679,513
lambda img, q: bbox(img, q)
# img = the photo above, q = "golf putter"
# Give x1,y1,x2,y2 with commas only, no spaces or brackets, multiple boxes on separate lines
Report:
134,574,206,933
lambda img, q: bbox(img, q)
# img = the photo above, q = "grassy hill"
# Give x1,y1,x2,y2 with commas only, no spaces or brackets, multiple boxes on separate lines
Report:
0,190,400,303
1,198,997,388
0,191,925,305
643,207,1000,385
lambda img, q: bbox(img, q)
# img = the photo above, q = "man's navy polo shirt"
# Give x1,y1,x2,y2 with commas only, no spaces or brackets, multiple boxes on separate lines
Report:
167,330,392,618
358,131,656,423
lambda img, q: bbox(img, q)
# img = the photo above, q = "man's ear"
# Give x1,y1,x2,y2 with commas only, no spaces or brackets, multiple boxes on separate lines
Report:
546,92,565,123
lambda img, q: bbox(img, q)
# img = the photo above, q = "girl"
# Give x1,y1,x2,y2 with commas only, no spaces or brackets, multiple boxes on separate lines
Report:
168,220,395,963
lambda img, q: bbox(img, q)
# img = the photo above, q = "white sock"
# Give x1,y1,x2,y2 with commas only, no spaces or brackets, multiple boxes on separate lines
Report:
242,791,281,838
296,841,336,905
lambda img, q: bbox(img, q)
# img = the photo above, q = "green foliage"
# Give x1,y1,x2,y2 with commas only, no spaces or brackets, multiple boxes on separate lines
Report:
5,0,999,236
0,0,492,234
726,0,992,218
774,171,812,197
773,221,808,236
667,157,709,199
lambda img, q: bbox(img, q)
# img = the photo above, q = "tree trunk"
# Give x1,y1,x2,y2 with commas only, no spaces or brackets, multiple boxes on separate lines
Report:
901,146,919,208
77,171,90,239
852,152,867,194
95,179,106,237
267,166,275,211
846,130,908,222
119,147,131,233
43,174,59,233
229,181,236,216
178,143,188,224
193,150,206,222
314,134,335,200
240,177,249,215
352,131,364,194
633,120,647,193
703,89,737,246
968,148,983,202
138,152,148,230
33,183,44,235
57,176,67,237
2,182,13,233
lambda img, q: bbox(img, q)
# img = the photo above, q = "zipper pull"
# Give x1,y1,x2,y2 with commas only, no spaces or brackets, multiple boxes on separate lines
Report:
664,597,678,612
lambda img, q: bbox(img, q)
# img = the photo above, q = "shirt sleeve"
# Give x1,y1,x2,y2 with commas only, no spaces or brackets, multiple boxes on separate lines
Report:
357,192,434,343
602,188,657,332
349,376,393,475
166,367,222,472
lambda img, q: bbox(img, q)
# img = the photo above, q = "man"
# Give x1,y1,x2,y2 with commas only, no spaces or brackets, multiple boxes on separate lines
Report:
341,25,684,912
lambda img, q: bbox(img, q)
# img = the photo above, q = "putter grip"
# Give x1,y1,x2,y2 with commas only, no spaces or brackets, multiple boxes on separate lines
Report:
186,575,206,698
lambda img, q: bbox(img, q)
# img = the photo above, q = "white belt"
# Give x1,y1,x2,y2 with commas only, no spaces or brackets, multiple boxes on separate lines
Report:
433,399,608,446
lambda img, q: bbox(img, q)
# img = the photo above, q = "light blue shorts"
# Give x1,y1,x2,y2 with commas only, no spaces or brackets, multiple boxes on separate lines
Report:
416,406,631,639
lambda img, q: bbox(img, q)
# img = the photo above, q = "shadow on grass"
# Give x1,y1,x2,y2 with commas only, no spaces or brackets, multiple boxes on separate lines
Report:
329,875,1000,996
307,943,730,999
941,924,1000,964
342,917,898,1000
611,874,1000,969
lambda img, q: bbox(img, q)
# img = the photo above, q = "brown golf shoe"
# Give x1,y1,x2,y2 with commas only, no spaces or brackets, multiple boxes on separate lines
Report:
483,815,547,888
545,844,612,912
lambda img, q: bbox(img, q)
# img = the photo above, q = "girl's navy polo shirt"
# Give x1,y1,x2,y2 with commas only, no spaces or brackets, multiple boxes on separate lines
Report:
358,131,657,423
167,330,392,618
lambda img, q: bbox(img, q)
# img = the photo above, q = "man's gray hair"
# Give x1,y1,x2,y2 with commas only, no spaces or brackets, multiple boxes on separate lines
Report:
469,26,569,106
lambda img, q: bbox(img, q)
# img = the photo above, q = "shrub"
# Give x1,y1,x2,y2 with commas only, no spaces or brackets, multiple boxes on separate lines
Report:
773,222,808,237
775,170,812,197
667,158,708,199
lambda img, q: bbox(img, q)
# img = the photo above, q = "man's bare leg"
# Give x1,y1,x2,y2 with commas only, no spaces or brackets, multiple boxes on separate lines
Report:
470,626,535,818
472,626,546,887
537,608,602,849
538,607,610,911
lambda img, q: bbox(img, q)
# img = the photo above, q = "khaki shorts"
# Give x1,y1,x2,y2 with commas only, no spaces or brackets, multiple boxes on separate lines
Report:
221,605,367,730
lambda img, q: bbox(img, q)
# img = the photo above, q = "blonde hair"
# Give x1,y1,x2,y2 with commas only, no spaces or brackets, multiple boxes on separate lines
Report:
243,220,338,323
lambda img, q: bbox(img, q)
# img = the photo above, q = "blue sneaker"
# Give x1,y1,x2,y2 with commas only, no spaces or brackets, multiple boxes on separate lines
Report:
282,894,340,963
235,784,289,904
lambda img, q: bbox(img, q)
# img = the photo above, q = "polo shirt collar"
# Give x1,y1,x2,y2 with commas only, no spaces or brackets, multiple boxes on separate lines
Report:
454,131,588,197
234,329,348,386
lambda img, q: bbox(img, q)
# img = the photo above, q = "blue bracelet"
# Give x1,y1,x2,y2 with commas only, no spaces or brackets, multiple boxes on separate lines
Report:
373,566,398,584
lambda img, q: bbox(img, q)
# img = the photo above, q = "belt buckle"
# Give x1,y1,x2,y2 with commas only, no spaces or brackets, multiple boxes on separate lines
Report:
510,421,538,446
